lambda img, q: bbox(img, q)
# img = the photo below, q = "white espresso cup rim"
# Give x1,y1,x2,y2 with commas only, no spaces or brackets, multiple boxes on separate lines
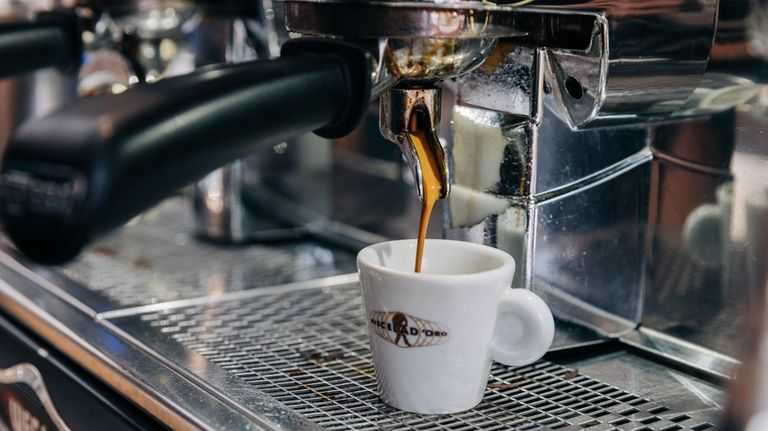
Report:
357,238,515,281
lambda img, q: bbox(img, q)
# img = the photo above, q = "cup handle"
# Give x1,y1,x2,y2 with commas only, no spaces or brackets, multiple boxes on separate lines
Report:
490,289,555,366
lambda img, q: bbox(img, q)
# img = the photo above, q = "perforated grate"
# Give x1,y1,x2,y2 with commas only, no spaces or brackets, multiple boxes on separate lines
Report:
56,199,356,308
135,284,717,430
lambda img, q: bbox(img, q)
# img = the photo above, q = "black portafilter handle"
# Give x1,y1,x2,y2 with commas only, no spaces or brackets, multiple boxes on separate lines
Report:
0,11,82,79
0,38,372,263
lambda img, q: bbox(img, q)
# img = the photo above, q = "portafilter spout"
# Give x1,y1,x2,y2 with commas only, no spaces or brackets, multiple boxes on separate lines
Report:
285,0,526,202
380,86,449,201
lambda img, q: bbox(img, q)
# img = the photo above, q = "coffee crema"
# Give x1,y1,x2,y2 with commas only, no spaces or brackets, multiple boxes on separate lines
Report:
408,110,445,273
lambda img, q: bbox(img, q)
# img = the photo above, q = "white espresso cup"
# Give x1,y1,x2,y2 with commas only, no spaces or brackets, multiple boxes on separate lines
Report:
357,239,555,414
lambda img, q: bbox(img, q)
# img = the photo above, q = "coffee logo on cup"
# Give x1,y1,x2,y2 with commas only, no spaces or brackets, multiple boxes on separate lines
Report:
368,311,449,348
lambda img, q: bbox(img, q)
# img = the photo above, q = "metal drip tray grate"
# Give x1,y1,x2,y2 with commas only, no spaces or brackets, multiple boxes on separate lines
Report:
128,284,717,430
51,198,357,309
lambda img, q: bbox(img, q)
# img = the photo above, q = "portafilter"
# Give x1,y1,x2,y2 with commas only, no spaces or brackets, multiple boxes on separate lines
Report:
0,0,534,263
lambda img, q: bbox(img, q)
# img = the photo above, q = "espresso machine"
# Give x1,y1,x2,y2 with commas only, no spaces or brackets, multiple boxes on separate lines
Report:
0,0,765,429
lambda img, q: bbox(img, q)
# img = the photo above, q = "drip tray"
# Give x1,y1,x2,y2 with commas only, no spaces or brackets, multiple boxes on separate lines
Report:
105,281,723,430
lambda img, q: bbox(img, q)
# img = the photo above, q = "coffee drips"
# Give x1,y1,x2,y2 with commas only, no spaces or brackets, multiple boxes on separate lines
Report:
407,109,446,273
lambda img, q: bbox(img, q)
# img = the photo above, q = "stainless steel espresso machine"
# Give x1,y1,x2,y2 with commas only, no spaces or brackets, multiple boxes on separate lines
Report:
0,0,765,429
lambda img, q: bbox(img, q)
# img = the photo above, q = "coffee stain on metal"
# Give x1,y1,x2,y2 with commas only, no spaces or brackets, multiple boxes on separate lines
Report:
299,349,345,366
93,245,118,258
288,368,349,404
563,370,579,380
133,258,153,269
487,379,531,390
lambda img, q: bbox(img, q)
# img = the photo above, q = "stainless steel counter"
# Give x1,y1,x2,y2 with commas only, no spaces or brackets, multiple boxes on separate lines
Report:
0,196,725,430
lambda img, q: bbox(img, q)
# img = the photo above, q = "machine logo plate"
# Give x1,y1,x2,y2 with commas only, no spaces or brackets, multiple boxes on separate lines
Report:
0,364,71,431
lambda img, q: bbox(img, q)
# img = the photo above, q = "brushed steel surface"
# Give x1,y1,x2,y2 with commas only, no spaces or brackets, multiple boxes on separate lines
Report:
621,329,740,382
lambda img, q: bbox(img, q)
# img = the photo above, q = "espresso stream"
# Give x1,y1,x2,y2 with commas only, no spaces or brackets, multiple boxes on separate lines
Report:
408,111,445,273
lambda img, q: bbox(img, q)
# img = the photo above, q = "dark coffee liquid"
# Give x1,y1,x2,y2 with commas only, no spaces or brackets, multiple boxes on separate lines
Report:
408,111,444,273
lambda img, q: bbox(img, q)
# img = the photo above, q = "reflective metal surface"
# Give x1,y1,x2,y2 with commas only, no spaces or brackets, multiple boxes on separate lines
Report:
441,0,767,380
285,1,531,39
639,101,768,373
50,198,356,311
0,363,72,431
242,150,440,249
285,1,504,93
541,1,716,127
380,86,449,200
105,277,720,430
190,14,271,243
0,3,77,151
65,0,265,15
447,75,768,375
287,0,717,125
194,160,253,242
447,45,652,336
275,0,768,382
0,248,270,430
1,0,768,428
565,350,724,427
0,194,735,429
3,0,286,246
0,0,211,149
